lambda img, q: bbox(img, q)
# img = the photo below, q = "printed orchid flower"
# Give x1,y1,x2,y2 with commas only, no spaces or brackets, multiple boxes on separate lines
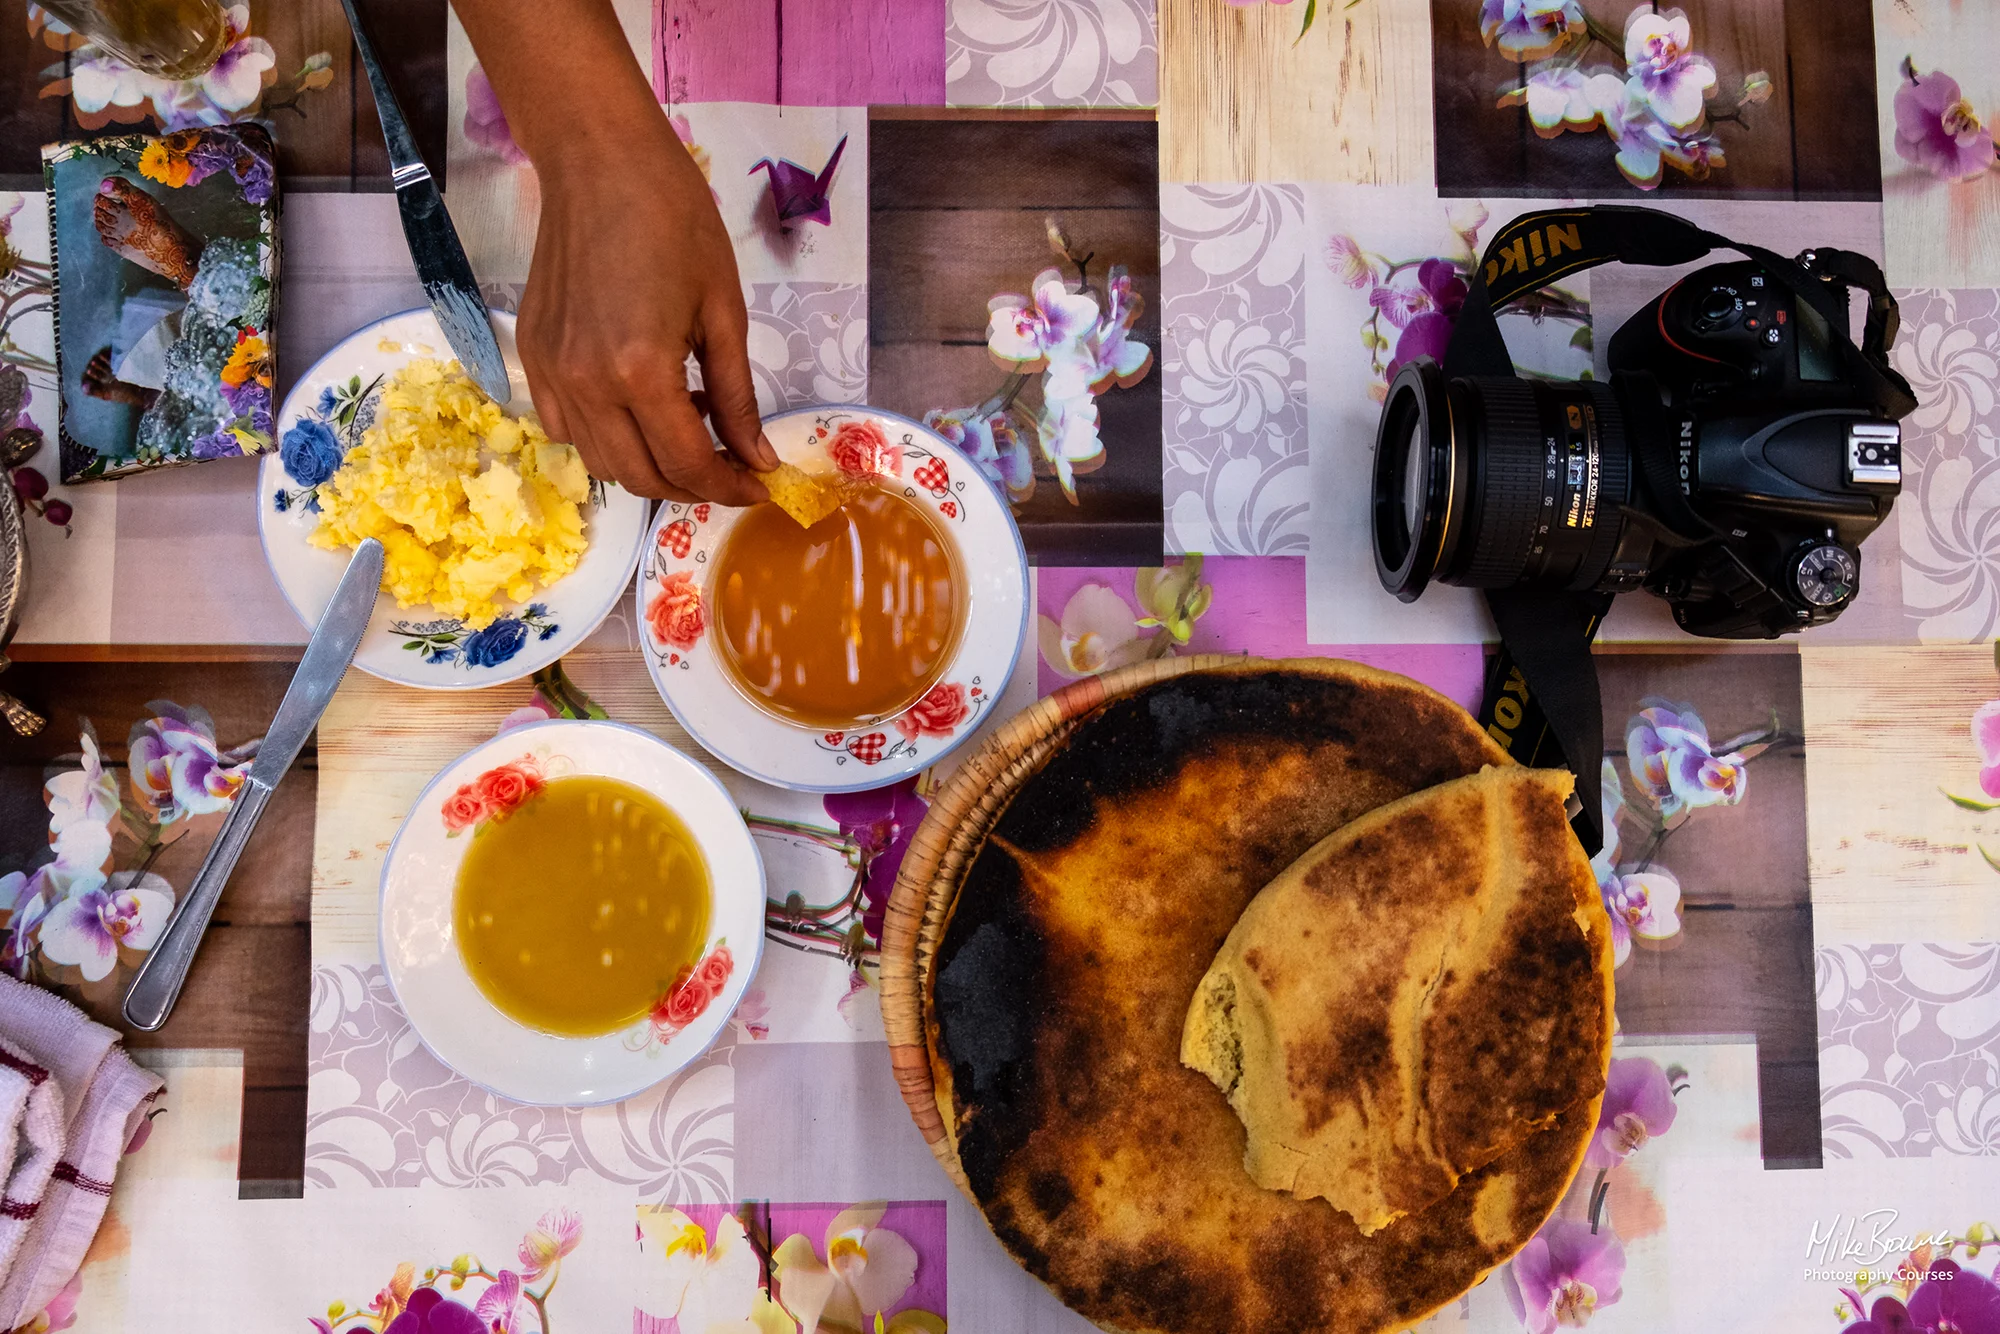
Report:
1380,259,1468,377
1445,201,1490,263
1504,1219,1627,1334
128,704,252,826
471,1271,523,1334
1622,8,1716,131
924,406,1036,504
638,1209,791,1334
1844,1292,1916,1334
516,1206,581,1281
380,1288,484,1334
195,8,275,114
68,55,161,116
732,987,770,1041
1479,0,1585,62
824,777,928,943
772,1203,921,1334
1502,66,1626,138
1135,556,1213,646
1904,1260,2000,1334
987,271,1102,375
1973,700,2000,800
1624,700,1747,818
1590,80,1728,190
1895,62,1999,181
1075,268,1154,396
1326,234,1380,289
0,858,97,977
1591,757,1625,884
1600,868,1682,967
1586,1056,1679,1170
463,63,528,166
1038,582,1149,679
1595,81,1681,189
44,733,119,845
1034,389,1104,503
37,870,173,982
671,115,714,182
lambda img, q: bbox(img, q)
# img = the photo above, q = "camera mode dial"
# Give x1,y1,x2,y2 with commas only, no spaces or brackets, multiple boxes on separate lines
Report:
1792,542,1858,608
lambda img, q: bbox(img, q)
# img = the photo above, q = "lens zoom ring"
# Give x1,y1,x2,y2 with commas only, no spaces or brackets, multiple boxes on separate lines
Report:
1569,381,1632,592
1459,377,1549,588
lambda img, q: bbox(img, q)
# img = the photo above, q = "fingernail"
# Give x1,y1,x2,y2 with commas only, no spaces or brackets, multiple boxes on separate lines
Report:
755,432,780,470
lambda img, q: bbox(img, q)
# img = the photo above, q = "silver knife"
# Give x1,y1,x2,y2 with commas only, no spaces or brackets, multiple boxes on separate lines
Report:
123,538,385,1032
335,0,511,404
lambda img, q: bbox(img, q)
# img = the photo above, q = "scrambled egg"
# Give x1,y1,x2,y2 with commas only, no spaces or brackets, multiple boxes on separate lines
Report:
309,359,592,627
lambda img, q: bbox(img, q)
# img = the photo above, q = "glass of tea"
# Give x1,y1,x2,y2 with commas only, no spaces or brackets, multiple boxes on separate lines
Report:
39,0,232,80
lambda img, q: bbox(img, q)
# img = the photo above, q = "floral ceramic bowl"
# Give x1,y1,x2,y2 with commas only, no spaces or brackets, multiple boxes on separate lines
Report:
635,406,1028,792
258,308,648,689
380,719,764,1106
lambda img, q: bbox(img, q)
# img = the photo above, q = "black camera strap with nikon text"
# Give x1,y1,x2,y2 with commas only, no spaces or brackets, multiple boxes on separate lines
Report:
1443,207,1915,853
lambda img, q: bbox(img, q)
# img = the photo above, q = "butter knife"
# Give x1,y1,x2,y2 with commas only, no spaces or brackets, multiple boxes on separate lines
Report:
335,0,511,404
123,538,385,1032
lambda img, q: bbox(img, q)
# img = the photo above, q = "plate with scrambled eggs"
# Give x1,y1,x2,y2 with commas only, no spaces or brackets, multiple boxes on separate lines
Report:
258,309,648,688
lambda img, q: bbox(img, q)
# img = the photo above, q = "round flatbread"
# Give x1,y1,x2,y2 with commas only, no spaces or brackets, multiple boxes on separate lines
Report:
925,660,1603,1334
1182,765,1614,1236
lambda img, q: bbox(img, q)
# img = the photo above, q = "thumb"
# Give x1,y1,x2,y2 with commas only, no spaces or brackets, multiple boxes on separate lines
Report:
695,301,780,472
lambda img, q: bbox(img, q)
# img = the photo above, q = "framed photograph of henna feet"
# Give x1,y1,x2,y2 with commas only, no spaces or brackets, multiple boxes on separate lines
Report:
43,126,279,483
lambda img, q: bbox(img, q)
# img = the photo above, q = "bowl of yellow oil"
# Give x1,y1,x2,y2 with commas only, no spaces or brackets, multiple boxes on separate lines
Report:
379,719,764,1105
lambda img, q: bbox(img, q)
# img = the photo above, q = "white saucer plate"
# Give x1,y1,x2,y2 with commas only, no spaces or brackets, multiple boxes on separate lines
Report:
259,308,648,689
380,719,765,1107
633,405,1029,792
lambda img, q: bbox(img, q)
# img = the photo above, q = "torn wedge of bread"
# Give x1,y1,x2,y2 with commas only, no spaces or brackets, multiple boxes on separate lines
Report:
1181,764,1614,1235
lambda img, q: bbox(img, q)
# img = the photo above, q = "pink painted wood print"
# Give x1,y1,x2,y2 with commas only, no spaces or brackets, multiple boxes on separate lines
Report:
655,0,946,107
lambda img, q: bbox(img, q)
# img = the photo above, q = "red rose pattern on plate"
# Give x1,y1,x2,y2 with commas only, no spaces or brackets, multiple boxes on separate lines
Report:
629,941,735,1053
440,754,548,835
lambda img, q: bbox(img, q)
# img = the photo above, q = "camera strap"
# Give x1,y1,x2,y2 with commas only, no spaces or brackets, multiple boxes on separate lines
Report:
1441,206,1913,854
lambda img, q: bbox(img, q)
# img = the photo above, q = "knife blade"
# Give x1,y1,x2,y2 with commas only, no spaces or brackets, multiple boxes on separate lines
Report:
122,538,386,1032
336,0,511,405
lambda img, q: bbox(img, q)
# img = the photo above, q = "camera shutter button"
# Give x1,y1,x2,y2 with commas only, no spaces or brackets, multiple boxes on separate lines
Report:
1699,290,1736,322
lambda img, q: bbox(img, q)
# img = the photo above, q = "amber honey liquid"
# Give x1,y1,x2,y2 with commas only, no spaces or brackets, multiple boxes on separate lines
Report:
712,483,965,729
455,776,711,1038
39,0,230,79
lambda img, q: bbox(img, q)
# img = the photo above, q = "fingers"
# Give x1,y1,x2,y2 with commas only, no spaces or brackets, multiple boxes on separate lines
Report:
693,297,780,472
632,390,771,507
585,401,681,500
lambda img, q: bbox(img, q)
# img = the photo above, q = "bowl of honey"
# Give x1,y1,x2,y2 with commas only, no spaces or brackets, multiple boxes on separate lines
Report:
635,406,1029,791
379,719,764,1106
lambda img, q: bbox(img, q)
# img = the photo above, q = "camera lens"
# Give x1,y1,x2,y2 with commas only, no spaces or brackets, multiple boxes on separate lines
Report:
1372,361,1633,599
1372,360,1458,600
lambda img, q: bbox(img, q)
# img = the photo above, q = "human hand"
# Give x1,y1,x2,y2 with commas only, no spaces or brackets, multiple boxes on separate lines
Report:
518,116,775,504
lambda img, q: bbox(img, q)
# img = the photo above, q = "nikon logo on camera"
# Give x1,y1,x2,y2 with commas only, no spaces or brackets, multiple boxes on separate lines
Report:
1483,217,1590,303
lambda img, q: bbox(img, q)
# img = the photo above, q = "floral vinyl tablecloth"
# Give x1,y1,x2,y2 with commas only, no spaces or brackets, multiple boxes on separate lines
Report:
5,0,2000,1332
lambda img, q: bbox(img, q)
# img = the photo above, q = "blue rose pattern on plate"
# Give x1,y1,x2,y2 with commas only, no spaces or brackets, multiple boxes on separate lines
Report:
273,373,380,513
390,604,560,669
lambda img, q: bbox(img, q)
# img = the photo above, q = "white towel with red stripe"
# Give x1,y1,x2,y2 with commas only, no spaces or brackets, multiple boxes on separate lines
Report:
0,975,161,1329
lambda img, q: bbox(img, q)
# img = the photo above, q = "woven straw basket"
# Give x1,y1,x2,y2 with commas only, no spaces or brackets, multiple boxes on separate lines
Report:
877,652,1262,1196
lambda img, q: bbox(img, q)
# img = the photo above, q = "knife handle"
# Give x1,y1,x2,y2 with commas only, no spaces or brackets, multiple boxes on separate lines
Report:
122,780,274,1032
335,0,428,179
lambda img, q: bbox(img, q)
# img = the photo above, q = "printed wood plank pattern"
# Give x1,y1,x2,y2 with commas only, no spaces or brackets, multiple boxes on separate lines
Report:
1157,0,1434,185
657,0,944,107
1874,0,2000,287
0,657,311,1188
1429,0,1878,200
1802,644,2000,946
869,113,1164,565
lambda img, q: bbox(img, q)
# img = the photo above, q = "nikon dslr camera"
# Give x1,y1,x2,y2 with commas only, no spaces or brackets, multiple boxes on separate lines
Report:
1372,206,1916,638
